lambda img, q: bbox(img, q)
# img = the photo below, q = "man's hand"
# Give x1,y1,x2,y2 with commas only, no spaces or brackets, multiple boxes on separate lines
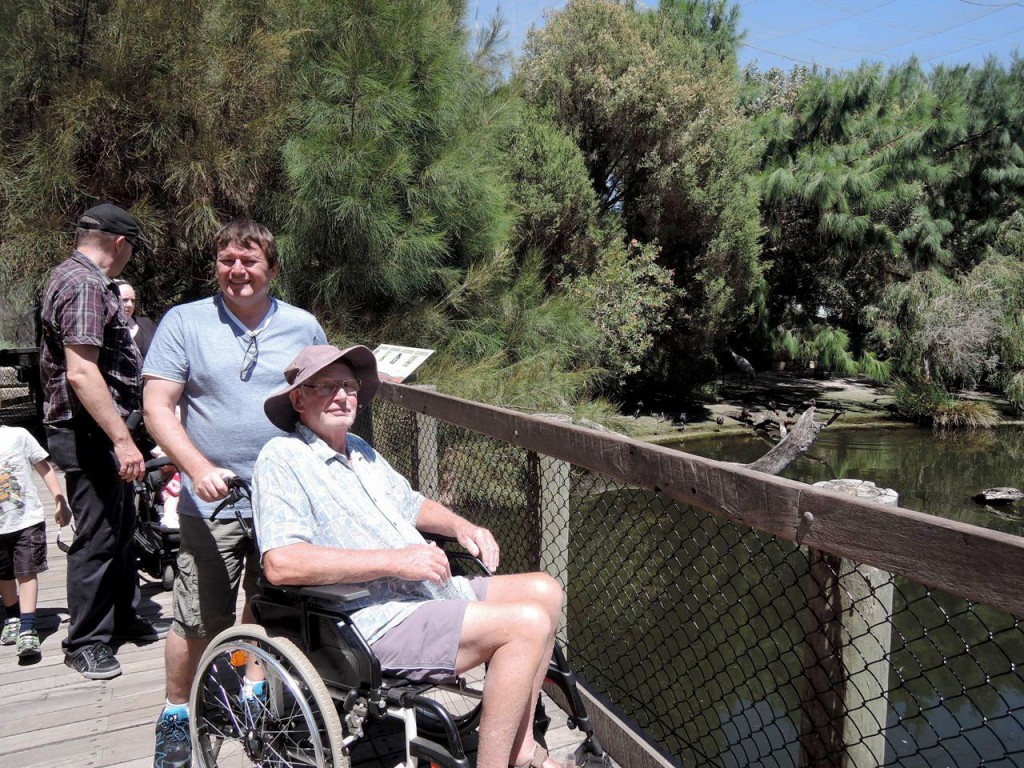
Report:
393,543,452,585
114,438,145,481
455,522,500,573
193,466,237,503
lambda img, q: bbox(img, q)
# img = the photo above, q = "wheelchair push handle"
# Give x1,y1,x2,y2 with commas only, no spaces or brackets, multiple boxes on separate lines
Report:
209,476,257,542
210,476,252,520
144,456,175,472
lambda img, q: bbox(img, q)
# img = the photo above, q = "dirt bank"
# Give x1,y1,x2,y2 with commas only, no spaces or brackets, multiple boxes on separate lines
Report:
629,372,901,444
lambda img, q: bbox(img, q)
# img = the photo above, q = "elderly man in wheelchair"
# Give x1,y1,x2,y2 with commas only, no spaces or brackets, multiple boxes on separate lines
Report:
186,344,609,768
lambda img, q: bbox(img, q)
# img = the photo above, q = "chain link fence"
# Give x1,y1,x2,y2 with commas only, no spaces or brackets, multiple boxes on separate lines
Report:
370,395,1024,768
0,359,41,428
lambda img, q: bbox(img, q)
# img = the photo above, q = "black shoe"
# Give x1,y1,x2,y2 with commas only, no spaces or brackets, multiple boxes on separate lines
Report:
154,711,192,768
65,643,122,680
113,616,164,643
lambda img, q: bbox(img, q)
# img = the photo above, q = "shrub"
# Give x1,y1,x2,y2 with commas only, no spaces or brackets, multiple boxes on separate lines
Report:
892,379,997,430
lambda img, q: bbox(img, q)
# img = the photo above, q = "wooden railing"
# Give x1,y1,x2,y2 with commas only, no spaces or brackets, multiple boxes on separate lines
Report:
381,382,1024,617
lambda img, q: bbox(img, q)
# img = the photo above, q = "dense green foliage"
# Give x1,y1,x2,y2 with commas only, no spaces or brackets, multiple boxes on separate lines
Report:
519,0,763,398
0,0,296,302
1,0,1022,422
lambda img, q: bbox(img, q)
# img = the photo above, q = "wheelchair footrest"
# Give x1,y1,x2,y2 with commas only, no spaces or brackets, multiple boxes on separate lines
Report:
410,736,472,768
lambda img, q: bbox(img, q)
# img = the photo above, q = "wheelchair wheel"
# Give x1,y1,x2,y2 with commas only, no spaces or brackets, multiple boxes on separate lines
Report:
415,664,484,739
190,624,346,768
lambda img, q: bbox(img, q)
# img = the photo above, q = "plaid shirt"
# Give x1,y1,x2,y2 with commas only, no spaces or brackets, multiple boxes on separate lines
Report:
40,251,141,424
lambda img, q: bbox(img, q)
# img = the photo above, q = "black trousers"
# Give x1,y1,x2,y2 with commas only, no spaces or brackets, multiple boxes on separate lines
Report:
46,423,140,654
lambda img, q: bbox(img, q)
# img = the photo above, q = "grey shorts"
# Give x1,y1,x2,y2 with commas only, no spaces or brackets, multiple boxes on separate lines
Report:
371,577,490,683
172,515,260,639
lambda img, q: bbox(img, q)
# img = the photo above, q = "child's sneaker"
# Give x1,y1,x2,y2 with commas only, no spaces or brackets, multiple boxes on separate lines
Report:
1,617,19,645
240,679,268,726
16,630,40,658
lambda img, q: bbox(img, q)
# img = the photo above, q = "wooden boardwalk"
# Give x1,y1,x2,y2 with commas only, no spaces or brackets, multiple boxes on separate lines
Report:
0,474,591,768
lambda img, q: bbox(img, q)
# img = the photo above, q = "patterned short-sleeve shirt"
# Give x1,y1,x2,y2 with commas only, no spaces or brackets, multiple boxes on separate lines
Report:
252,424,477,644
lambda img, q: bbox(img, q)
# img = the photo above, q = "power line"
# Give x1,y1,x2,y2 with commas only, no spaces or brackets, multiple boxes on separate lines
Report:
737,0,1024,70
958,0,1023,7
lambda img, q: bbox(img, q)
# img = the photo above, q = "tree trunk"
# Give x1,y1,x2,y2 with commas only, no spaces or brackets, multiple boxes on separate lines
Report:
745,406,826,476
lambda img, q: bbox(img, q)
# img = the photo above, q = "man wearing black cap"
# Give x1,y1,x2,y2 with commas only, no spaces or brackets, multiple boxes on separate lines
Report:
40,202,159,681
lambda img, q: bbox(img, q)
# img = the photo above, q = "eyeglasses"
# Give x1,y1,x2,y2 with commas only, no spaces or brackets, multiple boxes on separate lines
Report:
300,379,361,398
240,334,258,380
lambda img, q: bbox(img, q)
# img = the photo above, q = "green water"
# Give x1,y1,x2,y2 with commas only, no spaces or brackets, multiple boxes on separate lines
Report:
566,427,1024,767
674,425,1024,536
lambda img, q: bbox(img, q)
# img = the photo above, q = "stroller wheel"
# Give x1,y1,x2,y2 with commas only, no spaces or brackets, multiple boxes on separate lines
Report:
162,563,176,591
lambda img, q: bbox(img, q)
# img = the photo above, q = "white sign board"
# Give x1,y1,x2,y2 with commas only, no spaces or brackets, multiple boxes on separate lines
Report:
373,344,435,383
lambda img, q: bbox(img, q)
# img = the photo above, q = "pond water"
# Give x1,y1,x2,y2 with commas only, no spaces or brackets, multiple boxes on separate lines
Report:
673,425,1024,536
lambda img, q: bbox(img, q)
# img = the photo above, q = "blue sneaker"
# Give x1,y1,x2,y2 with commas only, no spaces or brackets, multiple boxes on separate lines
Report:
154,709,191,768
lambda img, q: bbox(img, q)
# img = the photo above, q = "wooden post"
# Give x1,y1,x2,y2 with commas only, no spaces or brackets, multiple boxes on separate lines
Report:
539,455,570,641
799,549,846,767
412,385,439,499
414,411,439,500
526,451,542,570
800,480,897,768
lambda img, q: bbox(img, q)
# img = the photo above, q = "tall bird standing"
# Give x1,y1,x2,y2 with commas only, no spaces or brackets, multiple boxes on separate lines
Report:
729,347,756,385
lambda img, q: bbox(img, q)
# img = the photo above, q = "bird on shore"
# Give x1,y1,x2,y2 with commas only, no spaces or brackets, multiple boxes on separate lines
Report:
715,415,724,426
787,406,796,419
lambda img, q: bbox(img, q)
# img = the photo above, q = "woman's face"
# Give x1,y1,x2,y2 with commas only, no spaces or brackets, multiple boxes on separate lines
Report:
118,284,136,318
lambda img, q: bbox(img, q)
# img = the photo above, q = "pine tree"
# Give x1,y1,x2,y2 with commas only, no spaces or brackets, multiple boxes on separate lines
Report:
277,0,514,335
517,0,764,394
0,0,297,309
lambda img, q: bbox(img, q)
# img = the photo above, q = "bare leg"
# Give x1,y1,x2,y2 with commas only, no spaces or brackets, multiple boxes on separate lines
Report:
165,631,211,705
241,590,265,684
0,579,17,609
481,574,564,767
455,600,554,768
455,601,552,768
15,575,38,614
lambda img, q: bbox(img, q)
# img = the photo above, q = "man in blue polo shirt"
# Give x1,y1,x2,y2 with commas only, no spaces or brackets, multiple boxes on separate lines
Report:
143,218,326,768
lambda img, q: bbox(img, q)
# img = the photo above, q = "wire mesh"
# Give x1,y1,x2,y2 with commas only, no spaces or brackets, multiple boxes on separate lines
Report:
0,362,39,427
369,397,1024,768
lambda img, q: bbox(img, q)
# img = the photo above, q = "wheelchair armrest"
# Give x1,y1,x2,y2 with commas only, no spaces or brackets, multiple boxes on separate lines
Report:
260,577,370,603
296,583,371,602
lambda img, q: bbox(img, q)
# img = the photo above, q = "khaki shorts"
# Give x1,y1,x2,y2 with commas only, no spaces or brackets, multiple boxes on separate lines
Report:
172,515,260,639
371,576,490,683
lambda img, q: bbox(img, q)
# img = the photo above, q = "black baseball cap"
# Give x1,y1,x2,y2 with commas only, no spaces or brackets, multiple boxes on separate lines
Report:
77,203,141,246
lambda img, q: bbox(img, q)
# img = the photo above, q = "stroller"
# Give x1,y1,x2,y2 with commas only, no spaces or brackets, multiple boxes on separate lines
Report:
133,455,181,590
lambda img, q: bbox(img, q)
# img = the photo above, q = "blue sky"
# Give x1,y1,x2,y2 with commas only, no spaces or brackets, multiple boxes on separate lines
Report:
466,0,1024,72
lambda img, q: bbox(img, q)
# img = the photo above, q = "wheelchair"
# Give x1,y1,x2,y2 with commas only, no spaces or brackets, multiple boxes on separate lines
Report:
188,480,611,768
133,455,181,590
